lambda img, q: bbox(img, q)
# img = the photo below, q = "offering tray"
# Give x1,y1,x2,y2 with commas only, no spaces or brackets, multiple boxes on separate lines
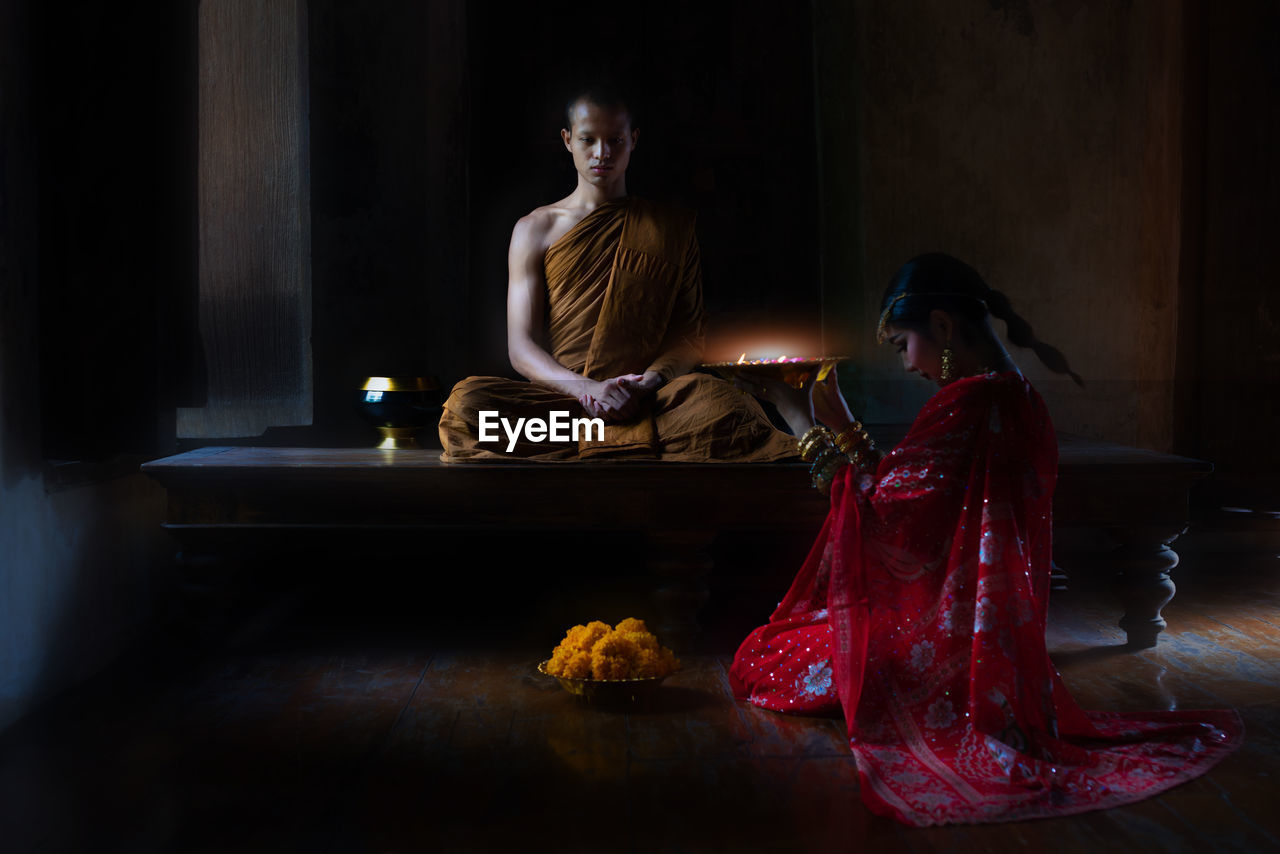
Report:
537,660,678,705
702,355,850,390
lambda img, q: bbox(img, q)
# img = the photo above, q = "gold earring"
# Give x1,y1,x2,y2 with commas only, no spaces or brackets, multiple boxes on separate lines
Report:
940,345,956,382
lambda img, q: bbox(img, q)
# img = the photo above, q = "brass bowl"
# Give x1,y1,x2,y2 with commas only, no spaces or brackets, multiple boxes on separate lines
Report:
537,660,678,705
702,356,850,390
357,375,443,449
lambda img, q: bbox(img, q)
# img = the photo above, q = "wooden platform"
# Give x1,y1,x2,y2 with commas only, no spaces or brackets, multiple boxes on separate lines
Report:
142,434,1212,648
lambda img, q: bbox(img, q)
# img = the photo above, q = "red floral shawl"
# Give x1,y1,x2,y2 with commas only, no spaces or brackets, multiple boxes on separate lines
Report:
767,371,1241,825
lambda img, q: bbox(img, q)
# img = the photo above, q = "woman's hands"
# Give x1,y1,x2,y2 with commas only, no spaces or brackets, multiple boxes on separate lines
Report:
735,366,856,437
733,370,814,436
812,368,855,432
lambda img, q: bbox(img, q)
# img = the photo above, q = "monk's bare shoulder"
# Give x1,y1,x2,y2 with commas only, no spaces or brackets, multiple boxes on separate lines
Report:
512,205,551,243
512,199,588,256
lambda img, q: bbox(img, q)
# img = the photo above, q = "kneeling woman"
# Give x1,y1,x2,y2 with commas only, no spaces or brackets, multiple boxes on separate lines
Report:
731,253,1241,826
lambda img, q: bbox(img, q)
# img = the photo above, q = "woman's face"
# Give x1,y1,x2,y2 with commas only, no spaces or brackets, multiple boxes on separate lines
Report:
884,324,946,384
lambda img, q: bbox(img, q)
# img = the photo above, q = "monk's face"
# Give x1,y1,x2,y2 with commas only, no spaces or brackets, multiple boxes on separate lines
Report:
561,100,638,188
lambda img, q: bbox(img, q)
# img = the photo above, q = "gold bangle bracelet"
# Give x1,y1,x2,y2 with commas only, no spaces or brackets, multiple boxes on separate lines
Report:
799,425,835,461
809,446,842,477
801,436,831,462
812,456,849,494
800,424,832,444
833,421,870,454
835,431,868,455
820,454,849,480
801,423,833,447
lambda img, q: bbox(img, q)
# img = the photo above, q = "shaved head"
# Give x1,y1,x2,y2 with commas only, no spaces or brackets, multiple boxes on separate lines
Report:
564,82,636,132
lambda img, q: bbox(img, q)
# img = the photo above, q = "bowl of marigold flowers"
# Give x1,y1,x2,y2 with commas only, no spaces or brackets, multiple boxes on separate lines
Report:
538,618,680,704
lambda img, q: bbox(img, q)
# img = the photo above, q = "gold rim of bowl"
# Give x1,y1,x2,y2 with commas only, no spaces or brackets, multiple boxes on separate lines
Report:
361,376,439,392
536,660,677,684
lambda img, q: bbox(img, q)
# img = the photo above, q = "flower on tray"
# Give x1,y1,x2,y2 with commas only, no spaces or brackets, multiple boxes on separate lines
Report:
546,618,680,680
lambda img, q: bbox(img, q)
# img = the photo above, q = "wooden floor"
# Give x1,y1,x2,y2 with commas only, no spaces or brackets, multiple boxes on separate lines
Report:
2,540,1279,853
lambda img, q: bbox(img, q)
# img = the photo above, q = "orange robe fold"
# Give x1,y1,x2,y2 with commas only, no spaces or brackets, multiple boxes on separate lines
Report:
439,197,796,462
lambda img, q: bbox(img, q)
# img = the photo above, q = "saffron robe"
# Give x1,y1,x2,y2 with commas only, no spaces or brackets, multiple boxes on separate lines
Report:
730,371,1242,826
439,197,796,462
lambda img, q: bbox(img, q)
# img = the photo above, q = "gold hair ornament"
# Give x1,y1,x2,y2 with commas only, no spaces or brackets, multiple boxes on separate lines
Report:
876,292,990,343
876,293,910,342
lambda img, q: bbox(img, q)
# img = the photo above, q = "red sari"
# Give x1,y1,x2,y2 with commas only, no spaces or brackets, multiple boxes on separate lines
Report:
730,371,1242,826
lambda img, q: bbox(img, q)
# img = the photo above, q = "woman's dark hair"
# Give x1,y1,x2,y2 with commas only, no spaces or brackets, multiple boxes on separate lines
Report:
879,253,1084,386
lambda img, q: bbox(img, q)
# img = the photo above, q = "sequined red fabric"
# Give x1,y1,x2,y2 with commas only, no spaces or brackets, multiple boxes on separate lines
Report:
730,371,1242,826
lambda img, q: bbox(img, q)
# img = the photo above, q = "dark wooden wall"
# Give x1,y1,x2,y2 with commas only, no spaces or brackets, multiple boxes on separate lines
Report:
307,0,437,446
30,1,197,460
1197,0,1280,493
808,0,1277,504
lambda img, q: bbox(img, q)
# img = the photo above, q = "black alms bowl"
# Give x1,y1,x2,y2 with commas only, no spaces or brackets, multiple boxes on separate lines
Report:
357,376,443,449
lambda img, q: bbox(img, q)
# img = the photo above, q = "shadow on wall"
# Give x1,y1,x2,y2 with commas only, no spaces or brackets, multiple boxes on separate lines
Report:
0,222,172,731
0,472,171,733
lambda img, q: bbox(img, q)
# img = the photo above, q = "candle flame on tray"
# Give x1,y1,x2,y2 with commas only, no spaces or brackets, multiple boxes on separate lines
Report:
731,353,809,365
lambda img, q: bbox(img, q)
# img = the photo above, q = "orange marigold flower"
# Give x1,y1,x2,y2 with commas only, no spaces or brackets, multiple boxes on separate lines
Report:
563,651,593,679
566,621,611,653
591,654,631,680
591,631,644,679
549,619,678,681
615,617,648,635
562,624,589,648
633,648,663,678
591,631,639,662
623,630,658,651
634,647,680,677
547,643,575,675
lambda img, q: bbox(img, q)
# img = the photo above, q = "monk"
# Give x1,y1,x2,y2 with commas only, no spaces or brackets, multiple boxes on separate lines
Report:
438,86,797,462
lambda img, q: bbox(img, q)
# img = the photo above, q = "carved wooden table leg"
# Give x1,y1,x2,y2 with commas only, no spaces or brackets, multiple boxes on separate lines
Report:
645,531,715,652
1109,525,1185,649
1050,560,1070,591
